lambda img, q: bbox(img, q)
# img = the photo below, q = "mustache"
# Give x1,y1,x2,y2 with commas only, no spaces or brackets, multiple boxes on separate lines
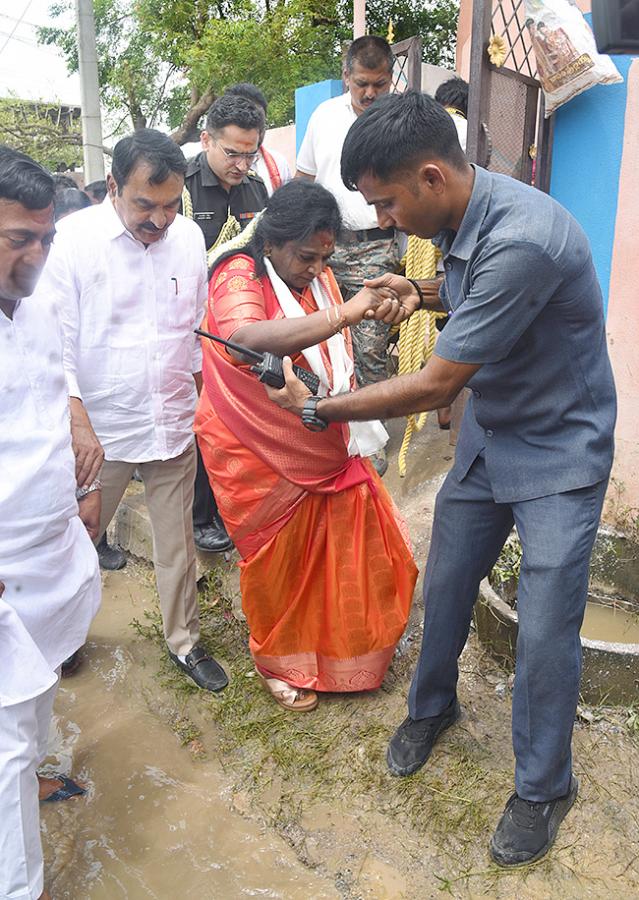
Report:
140,222,164,233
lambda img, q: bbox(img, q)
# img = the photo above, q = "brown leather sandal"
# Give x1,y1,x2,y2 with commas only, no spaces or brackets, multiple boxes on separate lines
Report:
256,672,319,712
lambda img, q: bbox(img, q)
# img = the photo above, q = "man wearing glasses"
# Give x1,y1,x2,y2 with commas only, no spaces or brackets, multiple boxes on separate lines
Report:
182,94,269,554
183,94,268,255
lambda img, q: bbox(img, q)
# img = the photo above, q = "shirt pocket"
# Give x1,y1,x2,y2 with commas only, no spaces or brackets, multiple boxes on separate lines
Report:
166,275,199,332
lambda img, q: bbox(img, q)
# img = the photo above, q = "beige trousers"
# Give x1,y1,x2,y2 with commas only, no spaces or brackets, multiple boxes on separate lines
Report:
98,442,199,656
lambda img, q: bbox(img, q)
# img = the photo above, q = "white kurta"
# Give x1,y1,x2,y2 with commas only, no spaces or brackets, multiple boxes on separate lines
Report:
0,294,101,707
35,199,208,463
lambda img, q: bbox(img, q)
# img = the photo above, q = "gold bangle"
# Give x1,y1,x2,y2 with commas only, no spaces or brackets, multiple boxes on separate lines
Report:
329,306,348,334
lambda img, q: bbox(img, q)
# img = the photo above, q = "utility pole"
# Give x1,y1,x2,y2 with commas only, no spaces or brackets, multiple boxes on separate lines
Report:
353,0,366,38
75,0,104,182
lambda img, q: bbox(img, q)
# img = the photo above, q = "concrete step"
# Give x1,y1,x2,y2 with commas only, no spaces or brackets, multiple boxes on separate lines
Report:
107,480,242,614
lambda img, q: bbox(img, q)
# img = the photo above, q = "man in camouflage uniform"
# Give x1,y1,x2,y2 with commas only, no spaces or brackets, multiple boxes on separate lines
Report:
328,233,402,386
296,36,400,473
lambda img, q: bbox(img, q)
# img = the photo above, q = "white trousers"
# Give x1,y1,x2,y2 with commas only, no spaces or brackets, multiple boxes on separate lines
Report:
0,677,59,900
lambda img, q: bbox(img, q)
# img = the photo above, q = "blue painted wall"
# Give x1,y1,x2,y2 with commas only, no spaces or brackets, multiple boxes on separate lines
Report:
549,16,634,312
294,79,343,156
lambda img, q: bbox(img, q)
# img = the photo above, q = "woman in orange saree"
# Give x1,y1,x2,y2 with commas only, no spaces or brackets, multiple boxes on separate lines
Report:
195,181,418,711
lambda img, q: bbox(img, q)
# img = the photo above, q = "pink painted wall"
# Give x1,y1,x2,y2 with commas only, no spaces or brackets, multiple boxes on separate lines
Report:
263,124,296,173
604,59,639,520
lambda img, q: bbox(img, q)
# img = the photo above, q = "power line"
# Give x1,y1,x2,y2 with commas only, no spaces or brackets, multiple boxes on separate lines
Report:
0,12,40,30
0,29,62,56
0,0,35,57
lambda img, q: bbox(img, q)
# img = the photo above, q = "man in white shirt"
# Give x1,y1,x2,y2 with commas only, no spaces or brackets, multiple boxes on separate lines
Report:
0,145,101,900
434,75,469,153
39,129,229,693
224,82,293,195
296,35,400,474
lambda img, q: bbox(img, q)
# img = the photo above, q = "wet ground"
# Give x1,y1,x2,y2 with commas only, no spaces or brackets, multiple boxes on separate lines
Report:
42,418,639,898
42,567,341,899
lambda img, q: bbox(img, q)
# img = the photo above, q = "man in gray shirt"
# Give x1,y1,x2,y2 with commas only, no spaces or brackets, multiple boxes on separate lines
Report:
270,92,616,867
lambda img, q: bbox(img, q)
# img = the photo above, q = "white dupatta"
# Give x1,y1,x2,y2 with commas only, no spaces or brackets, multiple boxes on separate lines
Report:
263,257,388,458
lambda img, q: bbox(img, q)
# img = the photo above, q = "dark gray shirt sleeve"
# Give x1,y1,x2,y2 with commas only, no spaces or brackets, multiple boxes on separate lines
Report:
435,240,564,365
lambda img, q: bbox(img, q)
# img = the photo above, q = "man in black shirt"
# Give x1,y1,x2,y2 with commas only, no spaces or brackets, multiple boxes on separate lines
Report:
184,95,268,254
184,95,269,553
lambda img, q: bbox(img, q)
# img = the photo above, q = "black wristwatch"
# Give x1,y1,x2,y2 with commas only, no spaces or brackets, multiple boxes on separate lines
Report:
301,396,328,432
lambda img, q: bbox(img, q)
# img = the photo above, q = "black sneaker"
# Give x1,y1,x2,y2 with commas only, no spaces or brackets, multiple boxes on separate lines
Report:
386,697,461,776
168,646,229,692
490,775,578,868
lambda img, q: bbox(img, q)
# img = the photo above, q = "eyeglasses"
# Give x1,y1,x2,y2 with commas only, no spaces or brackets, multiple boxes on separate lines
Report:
211,138,260,163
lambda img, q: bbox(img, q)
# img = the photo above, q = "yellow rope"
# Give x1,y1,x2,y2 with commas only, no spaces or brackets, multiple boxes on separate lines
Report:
181,186,194,220
206,214,241,269
396,237,446,477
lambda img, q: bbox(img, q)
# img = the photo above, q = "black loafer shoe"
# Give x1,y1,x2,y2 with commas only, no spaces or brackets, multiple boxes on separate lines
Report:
490,776,578,868
168,646,229,692
97,534,127,570
193,518,233,553
387,697,461,776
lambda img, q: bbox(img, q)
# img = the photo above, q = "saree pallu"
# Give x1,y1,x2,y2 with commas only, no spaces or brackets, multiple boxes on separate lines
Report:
195,254,417,692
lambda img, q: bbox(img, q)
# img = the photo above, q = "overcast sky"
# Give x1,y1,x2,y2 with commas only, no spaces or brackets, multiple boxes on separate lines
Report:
0,0,80,105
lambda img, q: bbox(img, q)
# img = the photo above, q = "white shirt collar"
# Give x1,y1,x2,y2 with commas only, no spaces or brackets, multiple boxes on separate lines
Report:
98,194,171,246
95,194,127,240
343,91,356,115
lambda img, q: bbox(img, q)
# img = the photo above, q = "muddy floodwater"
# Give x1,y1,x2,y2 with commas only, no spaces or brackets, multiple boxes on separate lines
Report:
42,569,339,898
581,599,639,643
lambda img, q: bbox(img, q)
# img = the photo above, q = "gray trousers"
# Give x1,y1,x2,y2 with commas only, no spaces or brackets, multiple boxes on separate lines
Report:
409,452,607,801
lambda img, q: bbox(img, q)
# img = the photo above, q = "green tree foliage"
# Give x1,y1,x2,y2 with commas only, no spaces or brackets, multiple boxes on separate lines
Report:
0,96,82,171
39,0,459,139
355,0,460,68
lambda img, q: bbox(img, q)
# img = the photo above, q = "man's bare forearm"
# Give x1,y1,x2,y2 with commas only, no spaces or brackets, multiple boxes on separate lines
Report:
316,371,445,422
316,356,474,423
269,346,480,423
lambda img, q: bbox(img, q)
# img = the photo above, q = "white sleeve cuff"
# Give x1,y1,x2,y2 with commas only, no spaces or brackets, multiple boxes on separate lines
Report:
66,372,82,401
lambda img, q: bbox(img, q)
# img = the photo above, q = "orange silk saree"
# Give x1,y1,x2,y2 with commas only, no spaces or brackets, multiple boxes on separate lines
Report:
195,254,417,692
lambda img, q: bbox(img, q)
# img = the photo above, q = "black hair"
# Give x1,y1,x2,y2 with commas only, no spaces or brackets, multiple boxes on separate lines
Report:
205,95,266,137
111,128,187,191
212,180,341,278
0,144,55,210
345,35,394,74
84,179,107,202
434,76,469,118
54,187,92,221
224,82,268,113
53,173,78,192
341,91,467,191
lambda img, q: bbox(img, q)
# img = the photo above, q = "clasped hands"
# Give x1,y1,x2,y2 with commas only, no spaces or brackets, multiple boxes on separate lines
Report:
346,273,423,326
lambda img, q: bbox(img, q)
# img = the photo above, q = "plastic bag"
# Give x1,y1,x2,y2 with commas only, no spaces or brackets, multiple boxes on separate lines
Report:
524,0,622,116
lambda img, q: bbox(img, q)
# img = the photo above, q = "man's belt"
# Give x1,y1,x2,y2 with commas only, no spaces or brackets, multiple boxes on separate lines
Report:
340,227,394,243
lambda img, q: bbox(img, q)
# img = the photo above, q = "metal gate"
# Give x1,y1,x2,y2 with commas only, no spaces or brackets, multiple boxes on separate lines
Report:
467,0,554,192
391,36,423,93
